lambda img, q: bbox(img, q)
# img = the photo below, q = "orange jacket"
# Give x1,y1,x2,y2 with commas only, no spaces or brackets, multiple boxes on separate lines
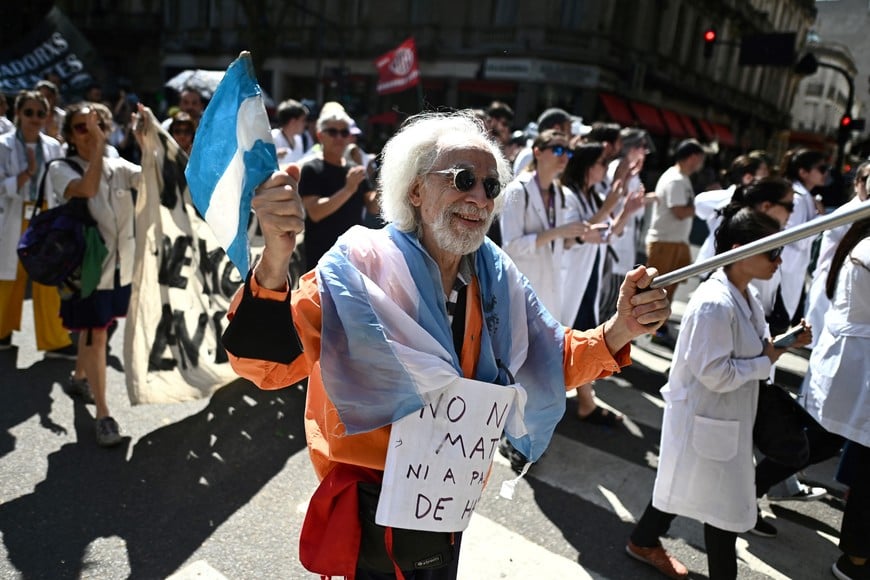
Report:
227,271,631,480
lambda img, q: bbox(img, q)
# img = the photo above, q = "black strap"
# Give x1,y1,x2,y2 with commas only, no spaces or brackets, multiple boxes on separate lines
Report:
32,158,84,221
451,285,467,358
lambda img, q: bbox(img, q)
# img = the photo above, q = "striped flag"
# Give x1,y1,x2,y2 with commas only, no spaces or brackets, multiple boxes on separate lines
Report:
186,51,277,276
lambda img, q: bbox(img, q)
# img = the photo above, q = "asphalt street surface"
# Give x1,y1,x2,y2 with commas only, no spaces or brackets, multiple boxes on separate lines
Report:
0,287,846,580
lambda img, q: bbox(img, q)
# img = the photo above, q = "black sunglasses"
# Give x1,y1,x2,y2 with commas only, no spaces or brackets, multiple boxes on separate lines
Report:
21,108,47,119
772,200,795,213
767,247,783,262
322,127,351,138
72,121,107,135
541,145,573,159
429,167,501,200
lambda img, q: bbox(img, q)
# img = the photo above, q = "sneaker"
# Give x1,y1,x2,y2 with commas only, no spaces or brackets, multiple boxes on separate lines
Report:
0,334,12,351
833,555,870,580
44,344,78,360
64,375,95,404
625,540,689,579
749,512,778,538
95,417,122,447
768,483,827,502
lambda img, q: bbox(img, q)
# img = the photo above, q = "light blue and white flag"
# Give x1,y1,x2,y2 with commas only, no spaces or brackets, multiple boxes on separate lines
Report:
186,51,277,276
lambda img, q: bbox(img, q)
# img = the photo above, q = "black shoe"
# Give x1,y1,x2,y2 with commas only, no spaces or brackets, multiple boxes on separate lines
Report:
833,555,870,580
498,436,528,474
749,512,778,538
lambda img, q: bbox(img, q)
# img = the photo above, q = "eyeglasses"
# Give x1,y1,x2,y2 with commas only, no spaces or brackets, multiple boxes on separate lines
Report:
428,167,501,200
541,145,573,159
772,200,795,213
322,127,351,138
767,247,783,262
813,164,830,174
21,108,47,119
72,121,107,135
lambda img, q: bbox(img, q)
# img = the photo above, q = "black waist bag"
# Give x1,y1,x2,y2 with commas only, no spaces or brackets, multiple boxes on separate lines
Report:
356,482,455,573
753,381,811,468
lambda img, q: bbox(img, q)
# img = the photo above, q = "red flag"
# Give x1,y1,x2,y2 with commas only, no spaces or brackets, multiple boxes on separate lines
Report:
374,37,420,95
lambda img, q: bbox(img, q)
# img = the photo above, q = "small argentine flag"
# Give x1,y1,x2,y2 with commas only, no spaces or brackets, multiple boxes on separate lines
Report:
186,51,277,276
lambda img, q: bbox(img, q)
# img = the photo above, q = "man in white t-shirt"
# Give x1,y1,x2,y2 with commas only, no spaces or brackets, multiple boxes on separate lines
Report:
271,99,309,169
645,139,705,343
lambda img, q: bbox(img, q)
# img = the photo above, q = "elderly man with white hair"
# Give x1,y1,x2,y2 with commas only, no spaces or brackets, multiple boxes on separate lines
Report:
222,110,670,578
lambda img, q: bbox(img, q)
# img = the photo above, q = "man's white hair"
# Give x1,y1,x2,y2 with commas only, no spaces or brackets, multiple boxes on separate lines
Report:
378,110,512,233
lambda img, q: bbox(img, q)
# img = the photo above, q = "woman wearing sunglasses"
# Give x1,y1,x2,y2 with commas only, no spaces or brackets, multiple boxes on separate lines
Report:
626,207,806,580
499,130,590,326
0,90,75,359
46,102,142,447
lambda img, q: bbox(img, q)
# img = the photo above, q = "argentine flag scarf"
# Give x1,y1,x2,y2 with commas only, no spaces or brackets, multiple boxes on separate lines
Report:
317,224,567,463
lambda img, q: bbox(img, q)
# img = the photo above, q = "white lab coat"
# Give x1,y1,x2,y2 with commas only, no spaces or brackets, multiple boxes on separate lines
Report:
804,197,869,347
653,269,772,532
779,180,818,318
693,185,736,265
0,131,63,280
805,237,870,447
500,172,593,325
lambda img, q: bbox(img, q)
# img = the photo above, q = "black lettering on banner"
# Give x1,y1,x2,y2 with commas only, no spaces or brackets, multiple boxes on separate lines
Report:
469,471,483,486
406,463,430,480
446,396,466,422
468,436,486,460
197,239,232,297
461,498,478,520
211,310,228,363
158,235,193,288
419,391,445,419
442,468,455,484
220,259,243,297
486,401,509,428
148,305,209,371
414,495,454,522
487,436,500,459
436,432,465,456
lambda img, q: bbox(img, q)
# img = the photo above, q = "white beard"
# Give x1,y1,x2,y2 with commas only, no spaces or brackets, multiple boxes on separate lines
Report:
431,202,493,255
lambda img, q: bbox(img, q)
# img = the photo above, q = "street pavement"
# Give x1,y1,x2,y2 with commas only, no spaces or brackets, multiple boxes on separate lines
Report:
0,286,846,580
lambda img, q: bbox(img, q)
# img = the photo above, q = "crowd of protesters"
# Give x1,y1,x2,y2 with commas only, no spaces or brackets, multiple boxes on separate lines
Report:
0,78,868,580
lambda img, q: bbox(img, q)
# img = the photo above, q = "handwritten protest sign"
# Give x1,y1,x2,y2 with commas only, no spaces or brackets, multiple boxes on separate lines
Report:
376,378,519,532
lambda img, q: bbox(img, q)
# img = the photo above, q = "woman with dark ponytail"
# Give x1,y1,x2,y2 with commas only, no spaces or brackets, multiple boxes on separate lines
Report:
627,207,802,580
804,216,870,580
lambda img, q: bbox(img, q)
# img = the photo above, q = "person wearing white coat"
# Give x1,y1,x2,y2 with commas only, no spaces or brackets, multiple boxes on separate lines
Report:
804,218,870,580
0,90,74,357
500,130,593,325
627,208,798,580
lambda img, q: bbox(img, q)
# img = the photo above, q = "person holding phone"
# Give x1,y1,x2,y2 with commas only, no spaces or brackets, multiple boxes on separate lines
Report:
626,207,805,580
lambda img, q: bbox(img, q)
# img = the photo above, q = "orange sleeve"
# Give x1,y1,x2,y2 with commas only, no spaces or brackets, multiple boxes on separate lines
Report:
563,326,632,389
226,271,322,390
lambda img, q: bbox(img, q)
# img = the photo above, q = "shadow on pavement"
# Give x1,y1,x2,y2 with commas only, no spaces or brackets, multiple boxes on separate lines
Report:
0,348,73,459
0,378,307,580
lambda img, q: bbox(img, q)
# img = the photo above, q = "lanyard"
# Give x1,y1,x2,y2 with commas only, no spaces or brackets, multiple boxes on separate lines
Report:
15,130,45,202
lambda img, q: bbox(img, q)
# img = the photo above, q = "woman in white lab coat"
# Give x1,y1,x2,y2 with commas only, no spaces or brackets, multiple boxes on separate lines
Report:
626,207,805,580
499,129,592,324
804,217,870,580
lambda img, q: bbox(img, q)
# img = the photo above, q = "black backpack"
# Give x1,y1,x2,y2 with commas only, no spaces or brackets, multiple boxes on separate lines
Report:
17,158,93,288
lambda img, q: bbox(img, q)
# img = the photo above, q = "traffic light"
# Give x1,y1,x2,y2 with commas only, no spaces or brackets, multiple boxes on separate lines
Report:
841,115,852,129
703,28,717,59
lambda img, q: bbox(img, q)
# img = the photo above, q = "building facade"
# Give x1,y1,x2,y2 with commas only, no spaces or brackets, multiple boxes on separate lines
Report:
55,0,816,154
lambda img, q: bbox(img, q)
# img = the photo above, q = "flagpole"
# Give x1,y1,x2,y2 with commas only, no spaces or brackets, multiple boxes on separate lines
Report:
649,201,870,290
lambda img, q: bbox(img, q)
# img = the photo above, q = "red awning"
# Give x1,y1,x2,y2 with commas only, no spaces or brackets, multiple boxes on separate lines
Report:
599,93,635,127
697,119,716,141
677,113,699,139
712,123,736,147
661,109,688,138
629,101,667,136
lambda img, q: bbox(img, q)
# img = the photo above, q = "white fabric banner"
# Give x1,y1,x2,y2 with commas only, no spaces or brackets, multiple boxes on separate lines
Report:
376,378,519,532
124,109,254,404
